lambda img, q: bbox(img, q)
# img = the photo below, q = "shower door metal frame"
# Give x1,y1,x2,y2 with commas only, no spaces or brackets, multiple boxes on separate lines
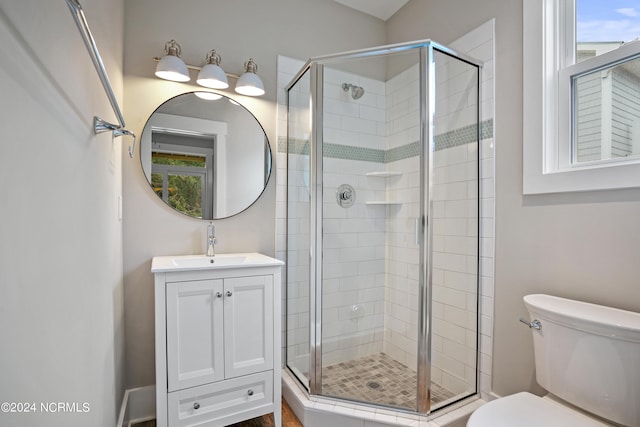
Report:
417,44,434,414
309,62,324,396
284,39,484,415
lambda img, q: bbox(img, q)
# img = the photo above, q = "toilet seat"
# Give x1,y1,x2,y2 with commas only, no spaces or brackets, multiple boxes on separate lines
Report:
467,392,611,427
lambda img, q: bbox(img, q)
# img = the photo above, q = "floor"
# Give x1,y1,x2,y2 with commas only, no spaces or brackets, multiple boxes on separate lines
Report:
132,398,302,427
322,353,455,409
227,399,302,427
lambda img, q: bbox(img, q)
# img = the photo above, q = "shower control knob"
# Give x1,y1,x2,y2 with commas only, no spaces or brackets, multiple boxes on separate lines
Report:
336,184,355,208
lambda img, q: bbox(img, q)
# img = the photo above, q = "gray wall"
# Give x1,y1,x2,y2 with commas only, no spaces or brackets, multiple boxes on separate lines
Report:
0,0,125,425
123,0,386,388
389,0,640,398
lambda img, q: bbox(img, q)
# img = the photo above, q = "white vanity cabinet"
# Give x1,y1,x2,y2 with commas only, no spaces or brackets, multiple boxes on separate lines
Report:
152,253,283,427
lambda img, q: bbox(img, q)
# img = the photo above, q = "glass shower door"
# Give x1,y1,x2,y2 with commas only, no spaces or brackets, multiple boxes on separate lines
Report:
318,50,423,411
286,68,312,389
429,48,480,409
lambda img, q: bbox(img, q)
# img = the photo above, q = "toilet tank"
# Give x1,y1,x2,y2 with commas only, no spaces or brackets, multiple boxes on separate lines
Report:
524,294,640,427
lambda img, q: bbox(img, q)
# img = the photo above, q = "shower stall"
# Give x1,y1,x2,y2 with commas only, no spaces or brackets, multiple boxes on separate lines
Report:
285,40,482,415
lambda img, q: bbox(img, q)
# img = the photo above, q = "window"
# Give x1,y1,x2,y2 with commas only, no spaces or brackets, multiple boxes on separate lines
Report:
523,0,640,194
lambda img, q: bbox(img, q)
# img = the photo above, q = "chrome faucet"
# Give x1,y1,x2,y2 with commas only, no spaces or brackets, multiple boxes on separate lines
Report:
207,222,216,257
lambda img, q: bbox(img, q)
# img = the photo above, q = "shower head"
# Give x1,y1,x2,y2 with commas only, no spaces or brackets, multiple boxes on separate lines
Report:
351,86,365,100
342,83,365,100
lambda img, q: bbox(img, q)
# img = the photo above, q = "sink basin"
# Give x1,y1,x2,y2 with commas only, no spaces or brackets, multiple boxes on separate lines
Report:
151,252,283,272
171,255,248,268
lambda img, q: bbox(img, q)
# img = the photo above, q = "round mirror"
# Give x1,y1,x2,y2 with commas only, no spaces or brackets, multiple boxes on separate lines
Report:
140,92,271,220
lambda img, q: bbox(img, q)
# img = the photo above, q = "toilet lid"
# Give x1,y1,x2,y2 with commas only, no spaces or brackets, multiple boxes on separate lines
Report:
467,392,610,427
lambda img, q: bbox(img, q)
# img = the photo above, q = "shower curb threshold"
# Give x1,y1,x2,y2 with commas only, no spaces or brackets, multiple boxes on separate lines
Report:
282,370,484,427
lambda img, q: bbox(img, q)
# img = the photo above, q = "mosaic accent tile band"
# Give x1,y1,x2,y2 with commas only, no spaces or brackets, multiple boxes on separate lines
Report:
283,138,309,156
385,141,420,163
280,138,386,162
324,143,385,163
435,119,493,152
280,119,493,164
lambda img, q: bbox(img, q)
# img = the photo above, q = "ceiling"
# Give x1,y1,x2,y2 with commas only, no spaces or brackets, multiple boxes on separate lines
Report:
331,0,410,21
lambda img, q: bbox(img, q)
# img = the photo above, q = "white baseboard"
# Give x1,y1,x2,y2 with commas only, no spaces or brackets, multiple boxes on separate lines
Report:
116,385,156,427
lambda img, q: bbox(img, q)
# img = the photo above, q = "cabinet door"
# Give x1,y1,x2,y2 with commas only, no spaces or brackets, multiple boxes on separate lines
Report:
166,279,224,391
223,275,273,378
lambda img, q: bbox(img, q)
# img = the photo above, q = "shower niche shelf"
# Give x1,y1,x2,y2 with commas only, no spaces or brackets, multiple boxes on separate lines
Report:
365,171,403,178
365,172,402,205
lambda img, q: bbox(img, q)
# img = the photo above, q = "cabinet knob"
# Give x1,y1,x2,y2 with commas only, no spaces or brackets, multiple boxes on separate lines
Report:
226,291,233,297
193,402,200,410
216,292,223,298
247,389,254,396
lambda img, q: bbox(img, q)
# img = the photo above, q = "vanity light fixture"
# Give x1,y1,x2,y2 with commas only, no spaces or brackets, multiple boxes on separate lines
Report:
234,58,265,96
154,40,190,82
196,50,229,89
153,41,265,96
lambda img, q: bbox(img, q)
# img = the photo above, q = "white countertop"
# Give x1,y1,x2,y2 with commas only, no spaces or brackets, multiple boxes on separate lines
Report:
151,252,284,273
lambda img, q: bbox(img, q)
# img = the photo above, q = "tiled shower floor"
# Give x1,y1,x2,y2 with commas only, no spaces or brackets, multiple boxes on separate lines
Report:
321,353,455,409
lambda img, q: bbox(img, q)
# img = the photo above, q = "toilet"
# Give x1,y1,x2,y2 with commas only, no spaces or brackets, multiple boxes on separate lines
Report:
468,294,640,427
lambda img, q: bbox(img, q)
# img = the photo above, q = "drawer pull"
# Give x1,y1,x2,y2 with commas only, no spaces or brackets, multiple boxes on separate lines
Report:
216,292,223,298
193,402,200,410
247,389,254,396
226,291,233,297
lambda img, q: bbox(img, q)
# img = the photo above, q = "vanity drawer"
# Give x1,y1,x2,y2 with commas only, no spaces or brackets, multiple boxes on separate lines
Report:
168,371,273,426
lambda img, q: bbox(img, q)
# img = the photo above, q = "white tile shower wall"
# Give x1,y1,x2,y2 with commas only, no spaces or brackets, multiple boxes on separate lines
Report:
275,17,495,401
287,152,311,378
430,141,479,396
387,64,421,150
381,159,422,370
321,159,388,365
321,67,388,365
323,69,387,149
382,63,421,370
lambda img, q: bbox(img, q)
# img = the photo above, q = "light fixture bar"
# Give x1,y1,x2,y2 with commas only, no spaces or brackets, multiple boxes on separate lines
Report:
151,43,264,96
152,57,240,78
